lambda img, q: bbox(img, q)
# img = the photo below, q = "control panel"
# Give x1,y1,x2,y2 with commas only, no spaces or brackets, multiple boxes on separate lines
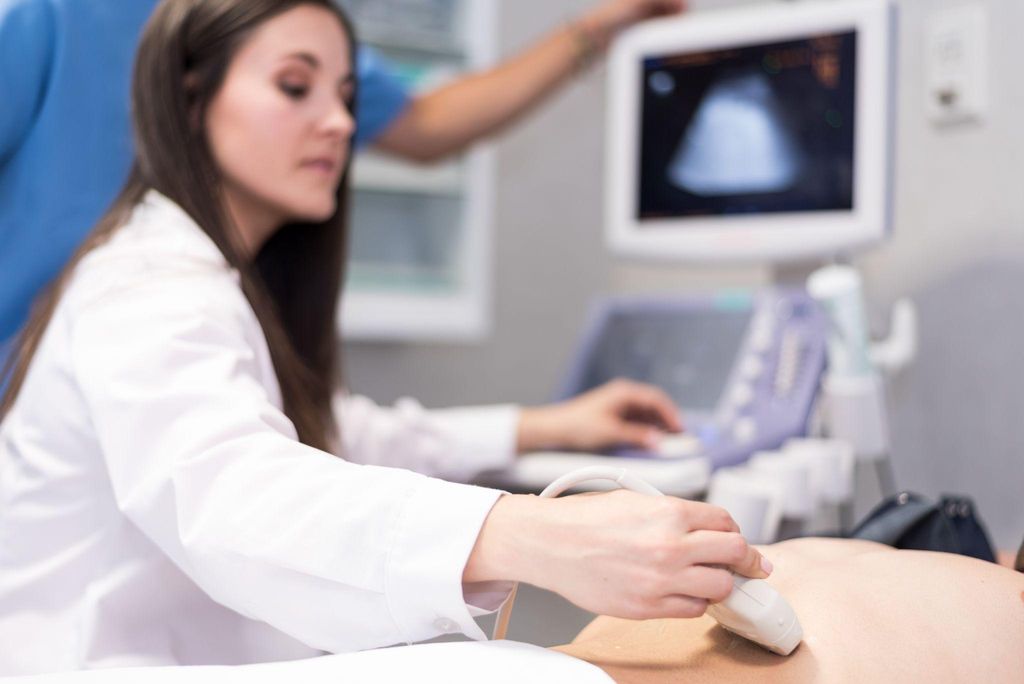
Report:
559,290,828,468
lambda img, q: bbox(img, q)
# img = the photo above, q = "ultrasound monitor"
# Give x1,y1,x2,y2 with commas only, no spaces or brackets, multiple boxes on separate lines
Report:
605,0,895,262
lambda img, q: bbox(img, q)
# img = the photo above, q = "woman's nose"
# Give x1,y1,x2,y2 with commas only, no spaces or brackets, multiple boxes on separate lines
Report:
322,100,356,139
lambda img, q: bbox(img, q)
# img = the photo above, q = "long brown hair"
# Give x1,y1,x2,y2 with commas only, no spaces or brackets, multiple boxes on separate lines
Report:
0,0,357,452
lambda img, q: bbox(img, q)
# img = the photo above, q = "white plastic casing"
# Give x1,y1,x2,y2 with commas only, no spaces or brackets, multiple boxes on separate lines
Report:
705,576,803,656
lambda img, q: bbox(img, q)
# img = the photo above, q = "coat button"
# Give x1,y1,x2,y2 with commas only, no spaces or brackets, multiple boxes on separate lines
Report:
433,618,459,634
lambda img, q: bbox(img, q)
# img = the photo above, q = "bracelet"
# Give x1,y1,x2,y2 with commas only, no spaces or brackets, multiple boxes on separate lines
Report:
567,19,604,73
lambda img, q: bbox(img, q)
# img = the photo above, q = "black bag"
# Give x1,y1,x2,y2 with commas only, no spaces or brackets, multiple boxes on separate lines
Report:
850,491,996,563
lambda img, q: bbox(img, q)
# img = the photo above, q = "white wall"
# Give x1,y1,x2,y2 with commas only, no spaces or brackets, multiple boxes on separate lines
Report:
345,0,1024,551
858,0,1024,552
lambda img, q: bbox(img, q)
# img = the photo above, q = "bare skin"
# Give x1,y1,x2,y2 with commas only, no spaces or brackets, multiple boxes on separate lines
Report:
375,0,687,163
555,538,1024,683
464,491,772,621
516,379,683,453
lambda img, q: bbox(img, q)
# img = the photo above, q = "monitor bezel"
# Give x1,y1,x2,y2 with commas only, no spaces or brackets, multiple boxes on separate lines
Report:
605,0,896,263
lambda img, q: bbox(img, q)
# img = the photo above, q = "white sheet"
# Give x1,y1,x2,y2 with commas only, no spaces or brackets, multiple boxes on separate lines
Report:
2,641,612,684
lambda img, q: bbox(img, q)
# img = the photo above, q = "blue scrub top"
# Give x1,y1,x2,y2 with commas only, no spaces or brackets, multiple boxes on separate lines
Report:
0,0,409,351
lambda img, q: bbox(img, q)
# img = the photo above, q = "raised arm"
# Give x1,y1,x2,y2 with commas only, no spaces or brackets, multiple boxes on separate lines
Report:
372,0,686,163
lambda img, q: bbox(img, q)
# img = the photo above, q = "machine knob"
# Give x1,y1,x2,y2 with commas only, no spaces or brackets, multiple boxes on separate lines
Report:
730,383,755,409
750,329,773,353
749,315,775,353
732,417,758,445
740,355,764,381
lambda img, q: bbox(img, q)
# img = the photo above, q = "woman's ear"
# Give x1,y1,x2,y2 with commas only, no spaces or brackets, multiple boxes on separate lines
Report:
184,72,203,131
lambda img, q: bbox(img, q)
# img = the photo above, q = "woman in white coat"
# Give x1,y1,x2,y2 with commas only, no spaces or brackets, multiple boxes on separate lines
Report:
0,0,770,675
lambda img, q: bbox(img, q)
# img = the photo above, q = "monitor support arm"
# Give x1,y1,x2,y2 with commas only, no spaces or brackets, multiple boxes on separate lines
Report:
869,298,918,377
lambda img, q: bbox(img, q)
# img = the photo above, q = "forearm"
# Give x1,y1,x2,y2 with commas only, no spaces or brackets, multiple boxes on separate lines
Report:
374,19,605,163
371,1,686,162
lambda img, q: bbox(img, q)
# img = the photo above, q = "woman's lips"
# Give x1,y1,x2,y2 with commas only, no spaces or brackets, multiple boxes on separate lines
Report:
301,157,339,174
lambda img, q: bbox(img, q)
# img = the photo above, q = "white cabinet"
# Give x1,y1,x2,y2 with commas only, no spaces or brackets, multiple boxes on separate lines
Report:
338,0,497,341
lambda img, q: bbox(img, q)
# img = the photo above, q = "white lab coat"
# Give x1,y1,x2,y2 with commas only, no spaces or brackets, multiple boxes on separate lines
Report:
0,192,521,675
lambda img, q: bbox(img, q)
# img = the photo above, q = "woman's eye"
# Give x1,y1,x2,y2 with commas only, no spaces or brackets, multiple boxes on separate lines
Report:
279,82,309,100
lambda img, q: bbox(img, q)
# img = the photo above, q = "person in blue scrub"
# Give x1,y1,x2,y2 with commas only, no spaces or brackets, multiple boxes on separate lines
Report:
0,0,686,363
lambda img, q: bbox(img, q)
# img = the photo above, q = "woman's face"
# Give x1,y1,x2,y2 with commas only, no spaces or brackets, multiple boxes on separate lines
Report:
204,4,355,250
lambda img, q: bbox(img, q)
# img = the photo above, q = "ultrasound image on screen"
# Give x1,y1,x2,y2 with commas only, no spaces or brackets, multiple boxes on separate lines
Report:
638,31,856,220
578,308,752,412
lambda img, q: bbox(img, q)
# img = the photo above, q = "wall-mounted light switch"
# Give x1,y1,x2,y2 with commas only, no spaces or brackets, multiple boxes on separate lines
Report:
926,4,988,125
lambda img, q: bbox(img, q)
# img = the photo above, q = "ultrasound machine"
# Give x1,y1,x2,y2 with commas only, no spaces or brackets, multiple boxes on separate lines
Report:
493,0,896,497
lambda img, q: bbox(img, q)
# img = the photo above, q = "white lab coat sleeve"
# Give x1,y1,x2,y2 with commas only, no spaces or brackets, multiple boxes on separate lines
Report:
334,393,519,482
67,271,506,652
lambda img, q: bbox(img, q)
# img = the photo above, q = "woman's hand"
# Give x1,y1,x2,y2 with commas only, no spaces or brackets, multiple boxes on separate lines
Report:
516,379,683,453
465,491,771,619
